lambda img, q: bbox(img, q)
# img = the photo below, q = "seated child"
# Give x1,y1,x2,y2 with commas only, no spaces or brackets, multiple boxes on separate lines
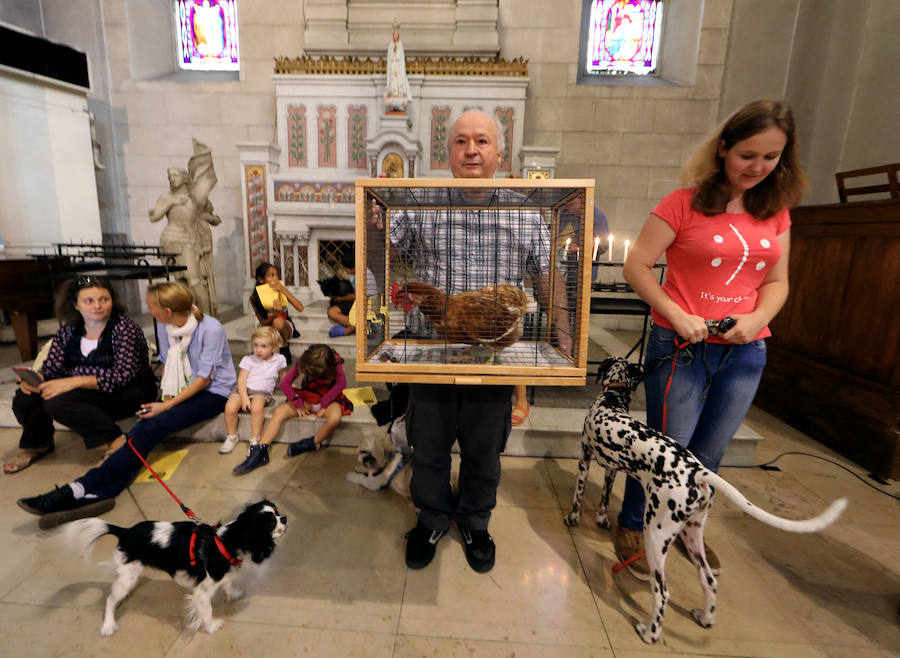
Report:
232,343,353,474
250,262,304,359
220,326,288,454
327,250,356,338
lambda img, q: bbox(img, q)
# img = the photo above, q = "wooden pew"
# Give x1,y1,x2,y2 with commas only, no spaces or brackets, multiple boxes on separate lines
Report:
754,198,900,479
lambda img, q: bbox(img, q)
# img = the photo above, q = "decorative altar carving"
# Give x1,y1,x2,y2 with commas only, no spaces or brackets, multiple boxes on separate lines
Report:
274,55,528,77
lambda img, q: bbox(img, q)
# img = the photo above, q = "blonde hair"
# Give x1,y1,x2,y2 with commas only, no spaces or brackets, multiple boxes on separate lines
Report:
251,325,283,350
147,281,203,322
682,99,809,220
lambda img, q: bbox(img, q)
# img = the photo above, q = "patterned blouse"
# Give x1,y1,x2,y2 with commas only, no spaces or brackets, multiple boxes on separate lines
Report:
40,311,152,394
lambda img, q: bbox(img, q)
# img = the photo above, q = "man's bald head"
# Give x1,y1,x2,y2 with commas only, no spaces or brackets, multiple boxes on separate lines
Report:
448,110,503,179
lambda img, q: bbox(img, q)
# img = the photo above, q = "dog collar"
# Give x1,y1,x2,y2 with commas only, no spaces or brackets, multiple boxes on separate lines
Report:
604,382,629,389
189,526,243,568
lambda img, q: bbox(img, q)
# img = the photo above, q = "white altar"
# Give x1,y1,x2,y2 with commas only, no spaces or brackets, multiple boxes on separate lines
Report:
237,56,529,300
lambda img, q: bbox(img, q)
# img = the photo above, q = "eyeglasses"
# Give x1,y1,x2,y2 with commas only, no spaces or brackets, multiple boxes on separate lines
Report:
76,275,102,288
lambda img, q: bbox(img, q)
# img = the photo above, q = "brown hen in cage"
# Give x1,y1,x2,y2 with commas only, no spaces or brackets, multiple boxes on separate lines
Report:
401,281,529,363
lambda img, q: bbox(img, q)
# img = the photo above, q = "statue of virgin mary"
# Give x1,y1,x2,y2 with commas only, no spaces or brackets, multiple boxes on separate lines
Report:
384,20,411,112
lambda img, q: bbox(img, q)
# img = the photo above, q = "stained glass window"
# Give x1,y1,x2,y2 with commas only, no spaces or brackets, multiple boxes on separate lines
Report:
585,0,663,76
174,0,240,71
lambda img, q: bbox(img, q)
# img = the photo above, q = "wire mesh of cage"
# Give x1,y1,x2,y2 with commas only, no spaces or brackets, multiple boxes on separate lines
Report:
355,179,594,385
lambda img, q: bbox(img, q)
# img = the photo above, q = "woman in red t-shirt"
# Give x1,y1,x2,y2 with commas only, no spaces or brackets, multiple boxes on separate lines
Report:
614,100,809,580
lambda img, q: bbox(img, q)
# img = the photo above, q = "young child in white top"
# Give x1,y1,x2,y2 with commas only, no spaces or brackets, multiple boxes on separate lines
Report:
220,326,288,454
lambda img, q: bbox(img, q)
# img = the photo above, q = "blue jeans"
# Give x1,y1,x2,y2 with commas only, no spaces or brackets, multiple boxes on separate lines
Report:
77,391,227,500
617,324,766,531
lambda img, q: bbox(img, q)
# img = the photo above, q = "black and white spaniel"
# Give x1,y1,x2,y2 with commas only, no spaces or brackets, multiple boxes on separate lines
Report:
63,499,287,636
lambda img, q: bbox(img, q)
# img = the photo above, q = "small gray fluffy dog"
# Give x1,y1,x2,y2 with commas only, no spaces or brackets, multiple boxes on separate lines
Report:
346,421,411,497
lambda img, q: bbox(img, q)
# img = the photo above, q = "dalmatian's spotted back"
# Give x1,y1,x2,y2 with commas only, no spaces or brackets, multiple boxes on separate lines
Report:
564,357,848,644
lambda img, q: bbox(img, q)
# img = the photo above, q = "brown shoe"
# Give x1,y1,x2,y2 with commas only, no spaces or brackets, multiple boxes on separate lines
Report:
613,525,650,581
676,535,722,575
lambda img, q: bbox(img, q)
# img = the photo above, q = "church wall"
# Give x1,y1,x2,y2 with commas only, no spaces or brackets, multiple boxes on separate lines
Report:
839,2,900,178
0,0,43,34
722,0,900,205
100,0,305,307
9,0,894,309
499,0,731,247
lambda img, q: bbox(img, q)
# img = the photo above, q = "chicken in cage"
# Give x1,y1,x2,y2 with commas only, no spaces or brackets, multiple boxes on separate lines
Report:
354,178,594,386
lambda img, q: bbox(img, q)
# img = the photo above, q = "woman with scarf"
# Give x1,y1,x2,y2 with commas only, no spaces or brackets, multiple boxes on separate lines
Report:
17,281,236,527
7,275,156,473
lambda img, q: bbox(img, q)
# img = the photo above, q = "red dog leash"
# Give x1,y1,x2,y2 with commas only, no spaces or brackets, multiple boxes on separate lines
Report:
125,437,242,567
610,337,689,575
125,436,204,525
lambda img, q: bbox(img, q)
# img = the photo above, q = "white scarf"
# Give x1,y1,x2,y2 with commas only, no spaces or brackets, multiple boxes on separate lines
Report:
160,311,199,399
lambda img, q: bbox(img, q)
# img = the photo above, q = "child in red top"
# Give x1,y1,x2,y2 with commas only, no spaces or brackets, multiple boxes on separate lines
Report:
615,100,809,579
233,344,352,474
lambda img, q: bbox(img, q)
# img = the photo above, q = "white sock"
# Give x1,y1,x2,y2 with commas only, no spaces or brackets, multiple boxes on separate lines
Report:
226,433,237,440
250,437,259,445
70,481,98,500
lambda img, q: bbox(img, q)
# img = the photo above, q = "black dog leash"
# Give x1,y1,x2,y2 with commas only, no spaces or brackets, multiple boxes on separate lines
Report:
622,317,737,433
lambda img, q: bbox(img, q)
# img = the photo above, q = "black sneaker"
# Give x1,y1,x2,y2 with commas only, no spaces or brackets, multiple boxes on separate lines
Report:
286,437,317,457
404,519,447,569
18,485,115,529
457,522,496,573
233,444,269,475
18,484,76,515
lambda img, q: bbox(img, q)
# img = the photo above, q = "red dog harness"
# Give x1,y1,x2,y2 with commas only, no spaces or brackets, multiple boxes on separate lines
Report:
189,526,242,568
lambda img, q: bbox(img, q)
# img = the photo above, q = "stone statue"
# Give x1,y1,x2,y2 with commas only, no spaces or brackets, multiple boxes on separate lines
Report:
149,139,220,315
384,21,411,112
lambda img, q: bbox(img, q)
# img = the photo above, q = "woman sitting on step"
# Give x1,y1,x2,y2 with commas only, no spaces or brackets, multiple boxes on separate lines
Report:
17,281,236,528
7,275,157,474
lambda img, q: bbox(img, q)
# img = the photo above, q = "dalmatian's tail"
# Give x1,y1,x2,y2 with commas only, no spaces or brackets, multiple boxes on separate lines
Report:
704,472,848,532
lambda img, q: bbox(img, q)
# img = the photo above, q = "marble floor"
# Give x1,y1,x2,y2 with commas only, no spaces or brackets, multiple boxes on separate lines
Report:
1,403,898,657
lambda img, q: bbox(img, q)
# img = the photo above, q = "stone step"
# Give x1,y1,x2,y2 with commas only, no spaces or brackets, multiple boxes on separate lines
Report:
0,376,761,465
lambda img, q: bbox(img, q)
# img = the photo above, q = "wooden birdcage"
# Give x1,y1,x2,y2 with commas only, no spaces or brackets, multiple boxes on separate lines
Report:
354,178,594,386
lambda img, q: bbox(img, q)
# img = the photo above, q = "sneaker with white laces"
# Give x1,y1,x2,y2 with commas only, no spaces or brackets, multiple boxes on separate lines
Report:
17,485,115,529
219,435,240,454
404,519,447,569
457,522,496,573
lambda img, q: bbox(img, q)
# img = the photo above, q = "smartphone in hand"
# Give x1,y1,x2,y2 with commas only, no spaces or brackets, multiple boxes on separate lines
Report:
12,367,43,387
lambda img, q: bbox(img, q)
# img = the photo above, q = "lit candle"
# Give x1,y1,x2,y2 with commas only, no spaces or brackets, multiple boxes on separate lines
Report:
624,239,630,262
608,234,614,262
592,236,599,261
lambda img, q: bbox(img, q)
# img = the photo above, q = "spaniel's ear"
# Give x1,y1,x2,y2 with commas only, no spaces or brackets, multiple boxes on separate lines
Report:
247,513,276,563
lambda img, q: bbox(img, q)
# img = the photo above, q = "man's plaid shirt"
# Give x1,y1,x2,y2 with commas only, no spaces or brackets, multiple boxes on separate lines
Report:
389,189,552,337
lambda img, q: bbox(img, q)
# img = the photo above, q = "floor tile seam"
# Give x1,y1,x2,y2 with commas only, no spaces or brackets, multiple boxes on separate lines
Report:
540,455,572,512
391,567,410,657
392,627,615,651
162,627,188,656
125,486,149,522
559,504,617,652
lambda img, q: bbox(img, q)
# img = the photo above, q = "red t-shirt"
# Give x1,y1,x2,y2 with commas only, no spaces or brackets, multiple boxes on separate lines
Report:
650,188,791,344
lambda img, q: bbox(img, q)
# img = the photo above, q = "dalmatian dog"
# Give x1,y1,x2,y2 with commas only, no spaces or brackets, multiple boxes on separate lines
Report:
564,357,848,644
346,418,411,497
